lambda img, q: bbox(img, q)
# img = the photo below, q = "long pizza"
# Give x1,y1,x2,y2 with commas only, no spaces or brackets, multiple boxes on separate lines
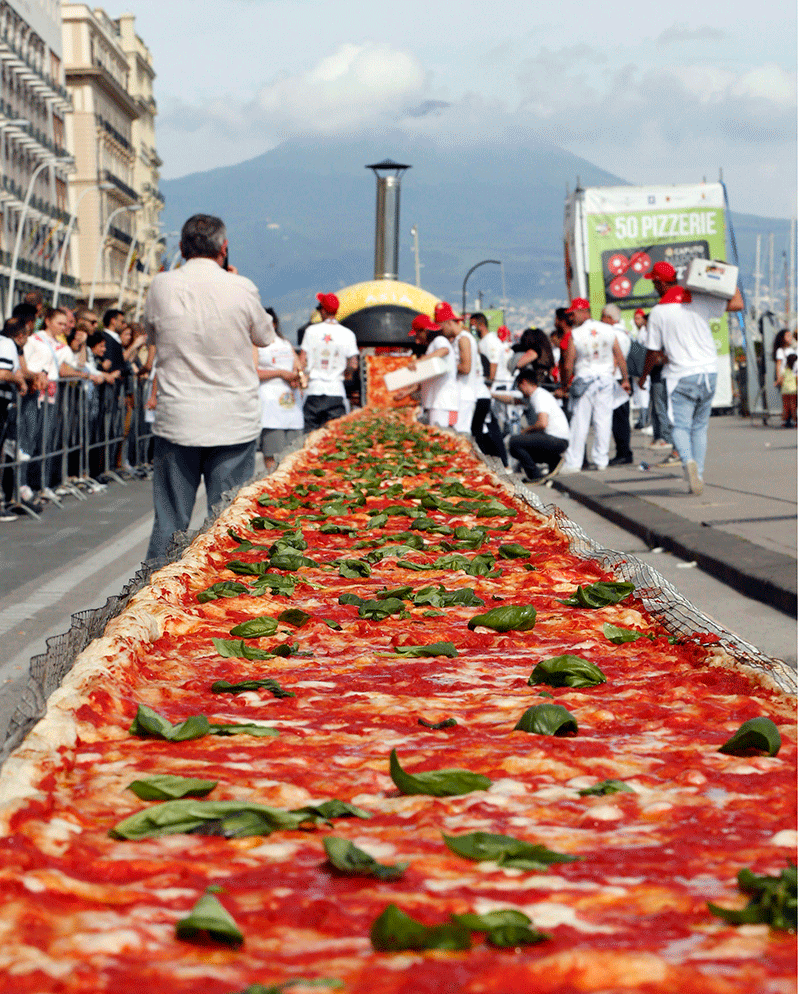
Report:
0,409,795,994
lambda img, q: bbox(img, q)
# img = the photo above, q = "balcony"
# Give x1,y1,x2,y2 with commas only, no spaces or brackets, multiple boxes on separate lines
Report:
108,225,133,246
96,114,132,153
103,169,138,202
0,32,72,108
0,99,70,159
0,176,71,224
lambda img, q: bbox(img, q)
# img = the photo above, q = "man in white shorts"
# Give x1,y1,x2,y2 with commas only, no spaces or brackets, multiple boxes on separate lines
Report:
299,293,359,432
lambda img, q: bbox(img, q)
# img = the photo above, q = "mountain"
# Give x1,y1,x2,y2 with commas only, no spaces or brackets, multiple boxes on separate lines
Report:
160,132,793,333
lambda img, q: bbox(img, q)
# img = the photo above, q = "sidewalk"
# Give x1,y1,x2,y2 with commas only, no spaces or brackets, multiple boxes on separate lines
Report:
547,417,797,617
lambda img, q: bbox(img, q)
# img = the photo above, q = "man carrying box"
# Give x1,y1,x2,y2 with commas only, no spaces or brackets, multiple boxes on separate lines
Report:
639,261,743,495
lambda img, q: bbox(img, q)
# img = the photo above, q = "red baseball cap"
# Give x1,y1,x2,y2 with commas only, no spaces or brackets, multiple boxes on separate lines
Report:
634,308,646,317
409,314,441,336
497,325,510,341
316,292,339,314
644,261,676,282
434,301,461,324
566,298,590,313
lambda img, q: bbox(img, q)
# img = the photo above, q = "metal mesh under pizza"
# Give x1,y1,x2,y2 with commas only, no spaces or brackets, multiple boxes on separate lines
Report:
1,435,795,763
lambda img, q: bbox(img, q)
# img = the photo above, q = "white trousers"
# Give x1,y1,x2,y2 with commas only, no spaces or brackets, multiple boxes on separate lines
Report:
564,377,614,470
429,408,457,429
455,397,476,433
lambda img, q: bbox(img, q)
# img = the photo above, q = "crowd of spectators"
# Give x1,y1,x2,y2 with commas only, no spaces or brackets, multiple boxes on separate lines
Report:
0,291,154,519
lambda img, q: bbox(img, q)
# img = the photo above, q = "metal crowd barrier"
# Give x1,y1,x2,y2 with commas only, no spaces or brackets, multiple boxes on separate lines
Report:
0,375,155,517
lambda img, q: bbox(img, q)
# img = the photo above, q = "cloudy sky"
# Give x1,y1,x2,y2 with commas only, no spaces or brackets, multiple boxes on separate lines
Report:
126,0,796,218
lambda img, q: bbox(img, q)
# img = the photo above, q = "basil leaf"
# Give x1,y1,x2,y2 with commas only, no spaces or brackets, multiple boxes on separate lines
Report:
370,904,471,952
277,608,310,628
197,580,249,603
129,705,210,742
578,779,635,796
127,776,218,801
111,799,310,840
367,512,388,529
409,518,453,534
249,574,296,597
468,604,537,632
212,638,274,660
208,723,280,737
486,924,551,947
358,597,406,621
322,618,342,631
422,610,445,617
497,543,531,559
418,717,457,730
291,799,372,821
452,909,530,931
338,592,365,607
602,622,651,644
558,581,635,608
269,551,317,571
708,863,797,931
718,717,782,756
324,837,408,881
226,559,269,577
319,523,357,535
528,655,606,689
229,616,279,638
211,678,294,698
336,558,372,579
391,642,458,658
389,749,491,797
442,831,578,870
250,515,289,529
514,703,578,736
176,892,243,947
376,585,414,601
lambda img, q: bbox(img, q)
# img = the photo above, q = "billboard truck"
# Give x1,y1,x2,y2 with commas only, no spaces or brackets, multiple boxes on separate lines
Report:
564,183,732,408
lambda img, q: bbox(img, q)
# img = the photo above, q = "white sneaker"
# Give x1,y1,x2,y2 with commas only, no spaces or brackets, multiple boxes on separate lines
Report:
684,459,703,494
501,465,514,475
640,425,654,436
649,439,671,449
2,440,30,461
40,487,61,503
19,485,34,502
558,465,581,476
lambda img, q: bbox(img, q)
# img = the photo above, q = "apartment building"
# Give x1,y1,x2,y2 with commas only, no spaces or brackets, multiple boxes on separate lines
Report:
61,4,162,315
0,0,76,315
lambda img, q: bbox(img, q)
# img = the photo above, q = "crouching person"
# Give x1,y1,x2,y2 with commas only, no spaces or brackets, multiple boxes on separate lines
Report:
506,367,570,483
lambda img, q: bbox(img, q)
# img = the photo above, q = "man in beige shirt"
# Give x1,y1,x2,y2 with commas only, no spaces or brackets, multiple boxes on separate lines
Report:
143,214,274,559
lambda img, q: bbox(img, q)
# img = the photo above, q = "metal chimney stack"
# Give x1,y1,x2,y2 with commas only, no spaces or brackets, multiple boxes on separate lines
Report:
367,159,411,280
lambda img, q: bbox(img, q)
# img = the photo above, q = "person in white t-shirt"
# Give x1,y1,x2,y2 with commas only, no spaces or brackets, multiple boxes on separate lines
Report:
562,298,629,473
640,261,743,494
254,309,303,471
601,303,634,466
505,367,570,482
418,303,459,429
299,292,358,432
772,328,798,427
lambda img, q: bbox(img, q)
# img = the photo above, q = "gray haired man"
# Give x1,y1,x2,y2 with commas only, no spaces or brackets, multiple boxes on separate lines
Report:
143,214,274,559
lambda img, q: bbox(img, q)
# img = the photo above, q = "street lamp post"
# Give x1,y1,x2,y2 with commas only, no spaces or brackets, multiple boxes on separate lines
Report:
52,181,115,308
462,259,501,321
88,203,141,310
6,155,74,317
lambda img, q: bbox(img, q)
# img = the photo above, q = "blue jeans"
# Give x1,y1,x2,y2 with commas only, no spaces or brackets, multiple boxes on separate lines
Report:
650,379,672,445
669,373,717,478
146,435,256,560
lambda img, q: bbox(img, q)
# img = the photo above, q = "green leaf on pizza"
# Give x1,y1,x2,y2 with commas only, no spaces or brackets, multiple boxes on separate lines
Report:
451,909,550,947
322,618,342,631
268,551,317,571
390,642,458,658
389,749,491,797
212,638,275,660
211,678,294,698
578,779,635,796
176,892,243,947
197,580,249,603
528,655,607,688
558,581,635,608
249,573,297,597
229,616,279,638
319,522,357,536
323,837,408,881
370,904,471,952
126,775,218,801
468,604,537,632
514,703,578,736
442,831,579,870
718,717,782,756
366,512,389,529
602,622,652,644
336,558,372,578
418,717,458,729
708,863,797,931
291,799,372,821
497,543,531,559
277,608,310,628
110,799,310,840
129,705,210,741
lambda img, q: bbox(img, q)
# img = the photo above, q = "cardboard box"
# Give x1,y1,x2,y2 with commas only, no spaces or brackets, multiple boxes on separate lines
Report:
684,258,739,299
383,356,448,392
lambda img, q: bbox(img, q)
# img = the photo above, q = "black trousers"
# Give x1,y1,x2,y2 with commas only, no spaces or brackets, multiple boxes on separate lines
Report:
470,398,508,467
508,430,568,479
612,401,632,460
303,394,346,433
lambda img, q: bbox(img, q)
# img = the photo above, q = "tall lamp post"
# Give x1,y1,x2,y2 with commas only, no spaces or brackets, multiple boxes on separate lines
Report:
52,181,115,308
89,203,141,310
6,154,74,317
462,259,501,321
